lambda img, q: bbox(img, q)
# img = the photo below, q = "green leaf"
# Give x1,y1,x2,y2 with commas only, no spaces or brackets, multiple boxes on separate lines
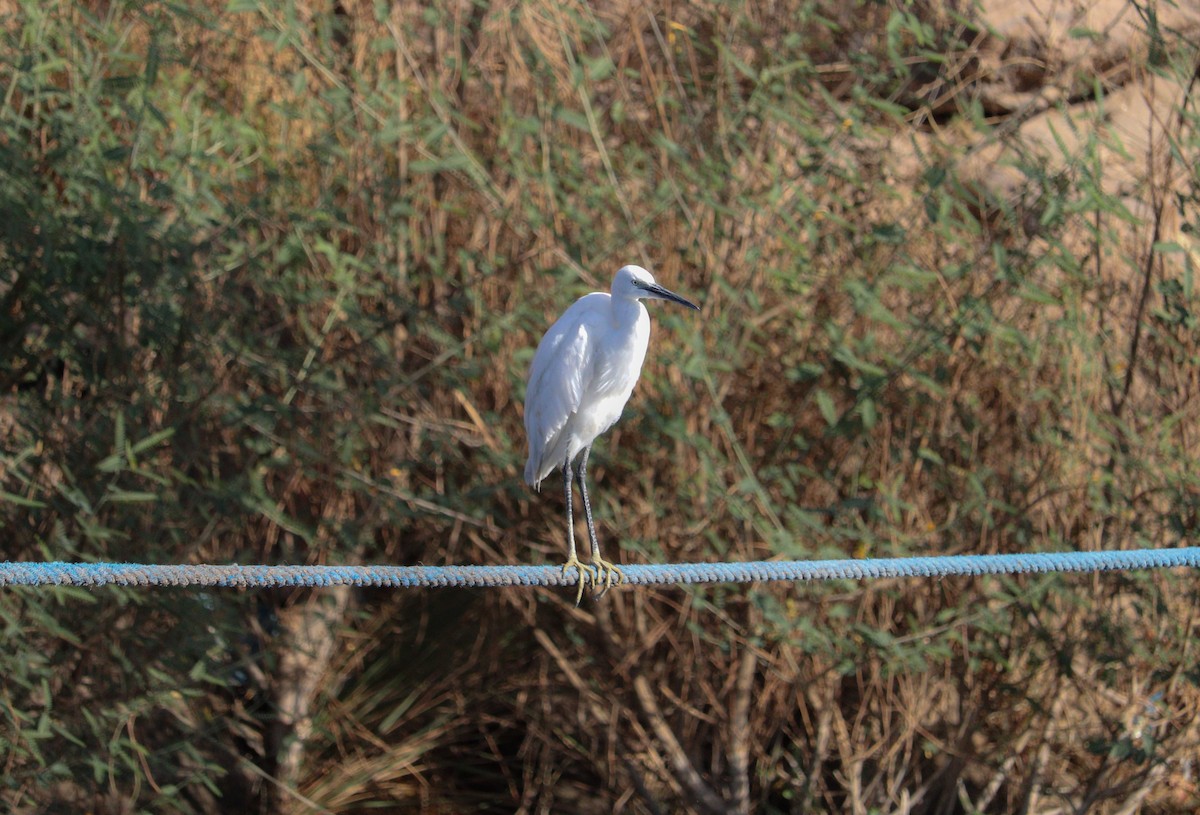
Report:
129,428,175,455
815,390,838,426
554,107,591,133
1019,283,1060,305
917,447,944,466
104,489,159,504
408,153,474,173
0,489,46,508
96,454,125,473
858,398,878,429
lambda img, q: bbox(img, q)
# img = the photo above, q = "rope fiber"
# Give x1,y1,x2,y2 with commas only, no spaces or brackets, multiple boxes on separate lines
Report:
2,547,1199,589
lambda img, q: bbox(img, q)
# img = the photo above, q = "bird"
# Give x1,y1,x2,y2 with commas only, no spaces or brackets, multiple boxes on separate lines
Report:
523,264,700,603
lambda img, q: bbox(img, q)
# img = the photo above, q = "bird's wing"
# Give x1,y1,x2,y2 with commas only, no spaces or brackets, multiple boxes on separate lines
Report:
524,302,598,484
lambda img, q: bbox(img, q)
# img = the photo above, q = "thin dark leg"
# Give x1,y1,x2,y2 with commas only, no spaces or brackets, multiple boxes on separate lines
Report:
562,452,591,604
576,445,601,561
564,452,576,562
576,445,623,596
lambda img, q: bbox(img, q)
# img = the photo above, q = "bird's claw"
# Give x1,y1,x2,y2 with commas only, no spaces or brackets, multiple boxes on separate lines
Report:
590,556,624,600
562,556,597,607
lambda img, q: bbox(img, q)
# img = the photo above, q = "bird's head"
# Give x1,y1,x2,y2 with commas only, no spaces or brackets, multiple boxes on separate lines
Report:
612,265,700,310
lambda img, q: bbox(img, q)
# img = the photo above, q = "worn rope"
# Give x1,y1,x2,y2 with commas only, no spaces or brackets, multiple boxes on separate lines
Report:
1,547,1198,588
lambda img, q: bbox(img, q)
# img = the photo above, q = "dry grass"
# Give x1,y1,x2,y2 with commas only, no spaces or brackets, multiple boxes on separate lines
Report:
3,0,1200,812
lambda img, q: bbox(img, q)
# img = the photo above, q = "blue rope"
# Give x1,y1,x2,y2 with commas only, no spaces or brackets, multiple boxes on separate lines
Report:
1,547,1198,588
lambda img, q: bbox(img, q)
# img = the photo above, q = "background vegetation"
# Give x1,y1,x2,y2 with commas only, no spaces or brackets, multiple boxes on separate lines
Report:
2,0,1198,812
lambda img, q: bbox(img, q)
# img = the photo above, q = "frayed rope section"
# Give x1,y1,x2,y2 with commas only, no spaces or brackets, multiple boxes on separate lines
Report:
1,547,1199,589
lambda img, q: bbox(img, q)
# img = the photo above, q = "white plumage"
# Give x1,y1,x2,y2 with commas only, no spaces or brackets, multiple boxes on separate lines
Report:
523,264,699,601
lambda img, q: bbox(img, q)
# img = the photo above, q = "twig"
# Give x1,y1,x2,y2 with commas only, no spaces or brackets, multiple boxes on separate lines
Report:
729,648,757,815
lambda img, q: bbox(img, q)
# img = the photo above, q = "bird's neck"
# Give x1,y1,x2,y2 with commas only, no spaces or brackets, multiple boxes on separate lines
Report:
611,295,645,327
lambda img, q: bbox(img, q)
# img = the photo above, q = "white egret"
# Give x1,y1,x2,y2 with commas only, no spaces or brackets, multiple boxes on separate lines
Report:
524,264,700,602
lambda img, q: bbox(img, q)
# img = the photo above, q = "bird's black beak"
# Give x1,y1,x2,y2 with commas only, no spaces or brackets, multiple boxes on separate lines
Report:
637,280,701,311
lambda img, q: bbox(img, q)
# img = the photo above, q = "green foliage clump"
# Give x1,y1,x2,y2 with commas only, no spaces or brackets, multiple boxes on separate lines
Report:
2,0,1199,812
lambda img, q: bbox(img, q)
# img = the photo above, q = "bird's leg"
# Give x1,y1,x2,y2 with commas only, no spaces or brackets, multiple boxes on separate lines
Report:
561,453,594,605
577,445,624,597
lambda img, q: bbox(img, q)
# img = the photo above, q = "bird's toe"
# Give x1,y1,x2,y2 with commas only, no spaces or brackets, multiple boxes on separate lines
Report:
591,557,624,600
561,556,597,606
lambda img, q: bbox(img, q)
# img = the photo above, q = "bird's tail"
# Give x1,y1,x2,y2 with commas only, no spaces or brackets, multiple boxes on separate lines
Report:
523,457,542,491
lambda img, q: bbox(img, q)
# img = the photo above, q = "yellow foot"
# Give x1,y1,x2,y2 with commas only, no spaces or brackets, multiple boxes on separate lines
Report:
562,555,597,606
589,556,624,600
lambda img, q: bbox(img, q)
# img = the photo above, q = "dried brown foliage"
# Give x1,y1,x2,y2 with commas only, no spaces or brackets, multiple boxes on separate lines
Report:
4,0,1200,813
